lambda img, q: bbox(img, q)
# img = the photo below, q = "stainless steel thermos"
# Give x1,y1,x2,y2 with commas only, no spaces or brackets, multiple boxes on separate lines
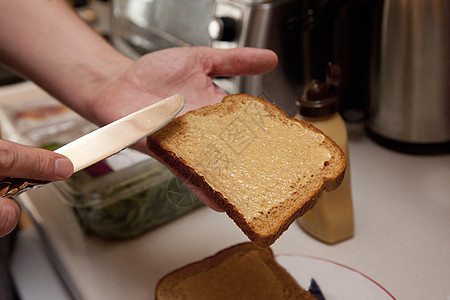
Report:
366,0,450,153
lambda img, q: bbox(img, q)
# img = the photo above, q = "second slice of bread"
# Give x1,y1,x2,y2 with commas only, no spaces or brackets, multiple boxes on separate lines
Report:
155,242,316,300
147,94,345,247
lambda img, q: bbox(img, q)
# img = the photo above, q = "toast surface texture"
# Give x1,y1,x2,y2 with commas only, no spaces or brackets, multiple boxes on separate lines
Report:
155,242,316,300
147,94,345,247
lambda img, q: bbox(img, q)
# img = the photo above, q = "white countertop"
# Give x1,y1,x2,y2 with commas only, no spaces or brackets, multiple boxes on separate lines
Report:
4,82,450,300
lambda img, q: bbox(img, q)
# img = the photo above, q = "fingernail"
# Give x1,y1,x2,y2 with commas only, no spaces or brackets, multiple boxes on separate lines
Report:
55,158,73,179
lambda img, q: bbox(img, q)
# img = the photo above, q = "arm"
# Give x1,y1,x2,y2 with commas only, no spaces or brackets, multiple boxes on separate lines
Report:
0,0,277,124
0,0,130,118
0,0,278,236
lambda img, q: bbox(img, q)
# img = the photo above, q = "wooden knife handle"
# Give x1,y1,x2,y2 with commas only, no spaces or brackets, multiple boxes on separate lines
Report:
0,178,49,199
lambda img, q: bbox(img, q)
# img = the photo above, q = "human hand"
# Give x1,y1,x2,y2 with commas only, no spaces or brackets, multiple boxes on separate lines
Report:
0,140,73,237
84,46,277,211
86,46,278,128
2,4,276,215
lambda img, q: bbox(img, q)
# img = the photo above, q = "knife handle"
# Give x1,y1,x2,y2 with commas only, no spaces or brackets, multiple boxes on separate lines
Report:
0,177,49,199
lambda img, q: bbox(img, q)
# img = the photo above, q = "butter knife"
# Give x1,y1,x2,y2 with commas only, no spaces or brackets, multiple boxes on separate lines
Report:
0,94,185,199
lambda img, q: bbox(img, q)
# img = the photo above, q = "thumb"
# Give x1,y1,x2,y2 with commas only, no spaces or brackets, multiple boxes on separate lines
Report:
0,197,20,237
0,139,73,181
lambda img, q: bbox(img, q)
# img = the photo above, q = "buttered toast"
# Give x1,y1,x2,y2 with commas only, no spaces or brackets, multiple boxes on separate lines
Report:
147,94,345,247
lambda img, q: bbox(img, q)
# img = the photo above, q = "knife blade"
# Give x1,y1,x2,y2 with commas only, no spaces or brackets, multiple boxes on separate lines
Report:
55,94,184,172
0,94,185,198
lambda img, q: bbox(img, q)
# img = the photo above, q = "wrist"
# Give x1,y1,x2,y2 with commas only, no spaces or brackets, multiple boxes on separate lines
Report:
60,54,133,123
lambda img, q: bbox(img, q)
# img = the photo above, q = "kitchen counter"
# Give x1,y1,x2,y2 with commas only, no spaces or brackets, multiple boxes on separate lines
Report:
3,82,450,300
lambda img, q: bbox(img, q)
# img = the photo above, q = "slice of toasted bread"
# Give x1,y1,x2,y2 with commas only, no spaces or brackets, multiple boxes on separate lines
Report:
155,242,316,300
147,94,345,247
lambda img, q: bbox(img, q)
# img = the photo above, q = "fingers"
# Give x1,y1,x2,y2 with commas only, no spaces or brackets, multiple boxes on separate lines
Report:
141,143,225,212
203,47,278,77
0,197,20,237
0,139,73,181
190,188,224,212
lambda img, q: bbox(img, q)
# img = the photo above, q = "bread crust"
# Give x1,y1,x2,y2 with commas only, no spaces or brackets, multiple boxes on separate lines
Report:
147,94,346,247
155,242,316,300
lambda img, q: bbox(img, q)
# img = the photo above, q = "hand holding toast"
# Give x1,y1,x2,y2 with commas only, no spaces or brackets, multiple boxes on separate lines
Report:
0,1,278,234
